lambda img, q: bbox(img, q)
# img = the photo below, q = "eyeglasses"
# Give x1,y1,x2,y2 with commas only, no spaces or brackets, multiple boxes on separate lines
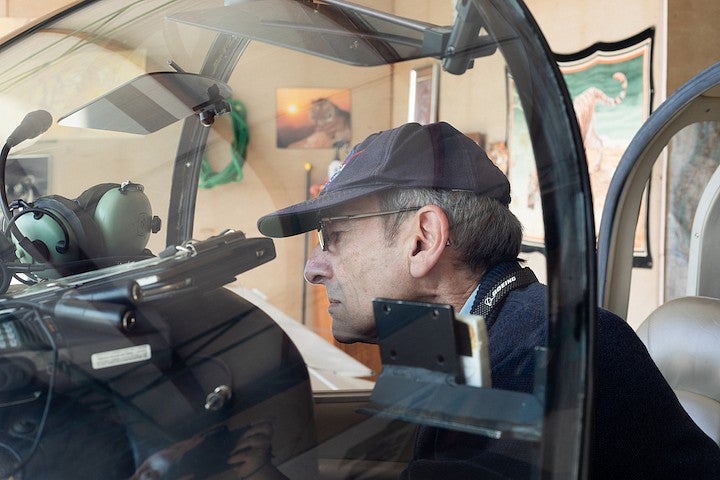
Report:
316,207,420,251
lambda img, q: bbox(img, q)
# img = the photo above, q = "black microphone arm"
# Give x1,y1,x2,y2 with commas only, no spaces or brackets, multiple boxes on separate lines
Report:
6,110,53,148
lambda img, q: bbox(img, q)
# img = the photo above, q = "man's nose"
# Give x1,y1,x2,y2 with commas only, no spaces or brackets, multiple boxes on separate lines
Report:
303,245,330,284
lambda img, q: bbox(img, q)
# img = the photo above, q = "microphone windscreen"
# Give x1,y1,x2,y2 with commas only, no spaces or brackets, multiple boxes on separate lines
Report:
6,110,53,147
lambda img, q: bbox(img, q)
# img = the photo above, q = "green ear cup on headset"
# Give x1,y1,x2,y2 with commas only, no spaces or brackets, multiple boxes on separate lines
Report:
12,202,80,265
93,182,156,257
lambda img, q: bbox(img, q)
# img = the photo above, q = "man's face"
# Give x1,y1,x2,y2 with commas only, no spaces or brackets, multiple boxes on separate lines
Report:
303,197,413,343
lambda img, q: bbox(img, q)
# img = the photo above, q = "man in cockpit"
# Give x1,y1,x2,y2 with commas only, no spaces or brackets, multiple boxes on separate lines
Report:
258,121,720,478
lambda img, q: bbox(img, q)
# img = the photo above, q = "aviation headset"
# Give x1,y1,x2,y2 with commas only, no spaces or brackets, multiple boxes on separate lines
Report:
9,181,161,269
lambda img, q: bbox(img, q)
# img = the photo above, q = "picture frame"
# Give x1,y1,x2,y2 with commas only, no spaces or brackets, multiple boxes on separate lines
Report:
5,155,51,203
556,28,654,267
276,88,352,149
408,64,439,125
506,28,655,265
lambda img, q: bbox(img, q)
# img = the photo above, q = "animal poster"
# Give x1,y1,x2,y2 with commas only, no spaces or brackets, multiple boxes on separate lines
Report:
507,29,654,261
276,88,352,149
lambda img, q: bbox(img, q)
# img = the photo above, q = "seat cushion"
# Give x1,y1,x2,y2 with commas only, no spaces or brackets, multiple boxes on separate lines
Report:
675,389,720,444
637,296,720,444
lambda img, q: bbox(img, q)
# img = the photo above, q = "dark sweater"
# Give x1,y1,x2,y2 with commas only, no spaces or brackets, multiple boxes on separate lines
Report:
401,262,720,479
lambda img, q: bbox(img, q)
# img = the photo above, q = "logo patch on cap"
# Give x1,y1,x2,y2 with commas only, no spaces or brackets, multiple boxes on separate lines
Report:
322,147,364,192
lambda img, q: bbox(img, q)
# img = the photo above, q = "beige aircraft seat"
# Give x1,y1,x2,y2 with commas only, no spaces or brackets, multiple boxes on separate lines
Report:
636,296,720,444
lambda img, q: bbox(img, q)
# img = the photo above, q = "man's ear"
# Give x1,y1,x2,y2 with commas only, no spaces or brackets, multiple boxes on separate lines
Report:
408,205,450,278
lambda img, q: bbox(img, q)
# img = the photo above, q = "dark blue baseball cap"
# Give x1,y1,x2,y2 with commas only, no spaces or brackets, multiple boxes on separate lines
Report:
257,121,511,237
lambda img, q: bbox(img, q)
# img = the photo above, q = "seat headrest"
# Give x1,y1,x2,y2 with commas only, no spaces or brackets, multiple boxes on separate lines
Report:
637,296,720,402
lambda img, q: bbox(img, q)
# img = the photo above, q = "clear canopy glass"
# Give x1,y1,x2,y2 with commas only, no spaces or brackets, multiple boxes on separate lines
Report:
0,1,594,478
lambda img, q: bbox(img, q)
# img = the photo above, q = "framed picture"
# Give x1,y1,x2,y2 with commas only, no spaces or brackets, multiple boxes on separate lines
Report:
506,28,654,263
557,28,654,266
5,155,50,203
408,64,439,125
276,88,352,149
505,75,545,248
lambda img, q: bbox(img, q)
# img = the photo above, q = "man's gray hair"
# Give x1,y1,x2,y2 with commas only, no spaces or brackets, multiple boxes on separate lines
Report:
378,188,523,274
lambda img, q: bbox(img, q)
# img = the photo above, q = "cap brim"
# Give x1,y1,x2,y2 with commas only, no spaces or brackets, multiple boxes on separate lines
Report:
257,184,387,237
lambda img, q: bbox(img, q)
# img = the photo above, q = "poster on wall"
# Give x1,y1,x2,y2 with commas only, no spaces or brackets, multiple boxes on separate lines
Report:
276,88,352,149
408,64,439,125
505,74,544,248
664,124,720,300
507,28,654,264
5,155,50,203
